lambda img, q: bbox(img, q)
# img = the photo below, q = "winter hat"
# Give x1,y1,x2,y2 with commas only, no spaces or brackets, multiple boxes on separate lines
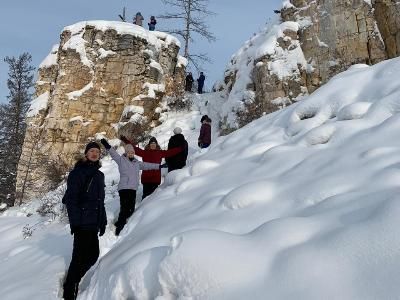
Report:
84,141,101,154
200,115,209,123
149,137,158,144
173,127,182,135
125,144,134,153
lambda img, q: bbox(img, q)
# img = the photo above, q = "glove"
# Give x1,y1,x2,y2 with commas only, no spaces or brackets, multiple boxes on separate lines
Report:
99,226,105,236
159,163,168,169
70,226,79,235
120,135,130,144
100,138,111,150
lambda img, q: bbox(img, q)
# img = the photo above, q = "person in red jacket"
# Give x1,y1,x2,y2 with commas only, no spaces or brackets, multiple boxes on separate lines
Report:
198,115,212,148
121,136,183,199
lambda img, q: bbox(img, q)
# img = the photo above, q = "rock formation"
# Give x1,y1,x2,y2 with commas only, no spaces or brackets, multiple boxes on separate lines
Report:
16,21,186,202
219,0,399,129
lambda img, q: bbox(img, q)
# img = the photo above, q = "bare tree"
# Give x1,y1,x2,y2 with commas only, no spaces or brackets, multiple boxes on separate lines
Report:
159,0,216,71
0,53,34,206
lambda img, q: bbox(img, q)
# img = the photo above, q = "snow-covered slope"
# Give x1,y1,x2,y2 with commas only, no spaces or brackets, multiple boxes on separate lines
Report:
82,59,400,299
1,57,400,299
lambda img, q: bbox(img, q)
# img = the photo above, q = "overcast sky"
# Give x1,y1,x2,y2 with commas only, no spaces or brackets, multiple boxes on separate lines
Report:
0,0,282,103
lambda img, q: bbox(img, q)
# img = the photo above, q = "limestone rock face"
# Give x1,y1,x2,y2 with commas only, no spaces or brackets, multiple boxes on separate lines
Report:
16,21,185,202
220,0,398,129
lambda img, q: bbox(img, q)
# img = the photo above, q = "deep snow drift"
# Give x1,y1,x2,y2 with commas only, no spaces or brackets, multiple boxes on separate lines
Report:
2,57,400,299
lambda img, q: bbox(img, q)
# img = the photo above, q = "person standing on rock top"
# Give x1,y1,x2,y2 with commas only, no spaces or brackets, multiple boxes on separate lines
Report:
133,12,144,26
148,16,157,31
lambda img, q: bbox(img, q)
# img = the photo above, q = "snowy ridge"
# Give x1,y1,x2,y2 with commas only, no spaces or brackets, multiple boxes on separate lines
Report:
219,18,307,127
63,21,181,50
27,91,49,117
39,44,59,69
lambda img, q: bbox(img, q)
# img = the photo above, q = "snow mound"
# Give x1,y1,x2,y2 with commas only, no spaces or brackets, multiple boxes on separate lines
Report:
81,57,400,299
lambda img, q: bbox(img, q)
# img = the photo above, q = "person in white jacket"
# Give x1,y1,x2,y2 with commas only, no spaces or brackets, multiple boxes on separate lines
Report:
100,138,160,235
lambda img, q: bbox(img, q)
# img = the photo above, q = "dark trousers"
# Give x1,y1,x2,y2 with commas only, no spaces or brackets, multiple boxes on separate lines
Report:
198,84,204,94
115,189,136,232
63,230,99,300
142,183,159,199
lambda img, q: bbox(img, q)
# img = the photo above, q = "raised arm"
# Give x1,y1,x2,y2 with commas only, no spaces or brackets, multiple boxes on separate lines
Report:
108,148,123,166
139,161,160,170
101,139,123,166
120,135,146,157
162,146,183,158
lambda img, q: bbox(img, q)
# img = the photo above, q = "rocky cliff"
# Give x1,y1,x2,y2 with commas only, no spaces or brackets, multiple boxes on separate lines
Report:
218,0,400,129
16,21,186,202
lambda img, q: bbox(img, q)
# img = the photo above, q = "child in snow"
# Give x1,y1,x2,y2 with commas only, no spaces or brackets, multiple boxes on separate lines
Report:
62,141,107,300
100,138,161,235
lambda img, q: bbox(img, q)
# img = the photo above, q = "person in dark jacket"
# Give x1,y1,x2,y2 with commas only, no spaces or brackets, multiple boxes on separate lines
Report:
197,72,206,94
62,141,107,300
165,127,188,172
100,138,160,235
120,136,183,199
198,115,212,148
148,16,157,31
185,72,194,92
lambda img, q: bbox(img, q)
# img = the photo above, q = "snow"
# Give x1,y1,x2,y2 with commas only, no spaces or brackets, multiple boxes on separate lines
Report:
3,55,400,299
150,60,164,74
177,56,188,68
220,18,307,127
363,0,372,7
26,91,49,117
62,30,93,69
98,48,116,59
121,105,145,123
60,21,180,74
67,81,93,100
133,83,165,100
63,21,180,51
39,44,59,69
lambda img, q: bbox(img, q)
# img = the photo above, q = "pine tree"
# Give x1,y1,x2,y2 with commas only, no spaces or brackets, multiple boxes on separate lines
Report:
159,0,216,71
0,53,34,206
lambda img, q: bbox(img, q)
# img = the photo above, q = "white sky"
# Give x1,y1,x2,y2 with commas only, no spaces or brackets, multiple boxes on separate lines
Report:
0,0,283,102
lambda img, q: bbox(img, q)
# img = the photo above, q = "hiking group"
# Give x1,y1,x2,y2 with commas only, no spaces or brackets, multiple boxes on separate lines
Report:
62,118,210,299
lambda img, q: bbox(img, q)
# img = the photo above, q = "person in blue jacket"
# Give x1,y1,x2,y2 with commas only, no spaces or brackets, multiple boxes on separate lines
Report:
62,141,107,300
100,138,161,235
197,72,206,94
148,16,157,31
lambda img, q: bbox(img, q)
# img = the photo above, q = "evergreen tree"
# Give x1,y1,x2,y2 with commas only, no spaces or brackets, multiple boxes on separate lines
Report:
159,0,216,71
0,53,34,206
